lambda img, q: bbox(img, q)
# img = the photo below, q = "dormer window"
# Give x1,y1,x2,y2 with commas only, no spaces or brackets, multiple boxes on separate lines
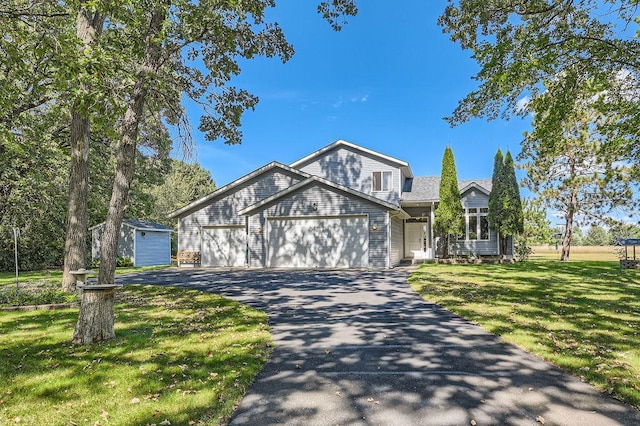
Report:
373,171,392,192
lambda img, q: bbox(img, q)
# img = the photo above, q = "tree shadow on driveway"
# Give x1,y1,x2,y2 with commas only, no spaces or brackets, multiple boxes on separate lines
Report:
119,268,640,425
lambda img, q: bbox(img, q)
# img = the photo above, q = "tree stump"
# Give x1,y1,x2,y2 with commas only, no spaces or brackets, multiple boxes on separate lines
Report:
72,285,121,345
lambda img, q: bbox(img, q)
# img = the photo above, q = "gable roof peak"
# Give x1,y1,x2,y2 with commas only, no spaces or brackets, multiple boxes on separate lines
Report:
290,139,412,176
167,161,309,218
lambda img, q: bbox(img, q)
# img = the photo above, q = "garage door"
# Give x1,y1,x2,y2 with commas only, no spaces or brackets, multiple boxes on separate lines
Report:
201,226,246,267
267,216,369,268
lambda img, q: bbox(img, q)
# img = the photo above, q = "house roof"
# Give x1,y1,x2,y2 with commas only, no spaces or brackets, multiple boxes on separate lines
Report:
401,177,492,202
167,162,310,218
290,139,414,178
90,219,173,232
238,175,409,217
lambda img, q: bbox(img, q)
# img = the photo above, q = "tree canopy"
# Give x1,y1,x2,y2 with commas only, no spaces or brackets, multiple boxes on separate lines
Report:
439,1,640,175
0,0,358,286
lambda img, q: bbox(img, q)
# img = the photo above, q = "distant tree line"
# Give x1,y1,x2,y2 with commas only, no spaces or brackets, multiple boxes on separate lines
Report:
0,156,215,272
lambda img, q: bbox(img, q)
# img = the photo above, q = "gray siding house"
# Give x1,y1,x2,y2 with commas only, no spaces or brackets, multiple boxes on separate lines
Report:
91,219,173,267
169,140,512,268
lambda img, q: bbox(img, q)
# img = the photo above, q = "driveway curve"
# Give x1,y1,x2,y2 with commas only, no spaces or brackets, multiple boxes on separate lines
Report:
118,268,640,426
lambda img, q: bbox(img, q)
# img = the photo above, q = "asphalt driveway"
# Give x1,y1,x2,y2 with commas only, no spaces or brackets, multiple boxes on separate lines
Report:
118,268,640,425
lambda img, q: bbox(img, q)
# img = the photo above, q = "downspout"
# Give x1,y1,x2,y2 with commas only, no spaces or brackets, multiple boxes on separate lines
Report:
131,226,136,267
386,211,391,269
430,202,435,259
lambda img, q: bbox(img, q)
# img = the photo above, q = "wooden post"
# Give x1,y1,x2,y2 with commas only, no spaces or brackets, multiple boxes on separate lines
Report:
72,284,121,345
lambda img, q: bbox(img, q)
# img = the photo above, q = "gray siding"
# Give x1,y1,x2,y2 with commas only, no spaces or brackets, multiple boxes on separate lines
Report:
134,230,171,266
389,214,404,267
178,168,303,253
91,223,135,260
247,182,390,268
296,145,401,204
449,188,500,256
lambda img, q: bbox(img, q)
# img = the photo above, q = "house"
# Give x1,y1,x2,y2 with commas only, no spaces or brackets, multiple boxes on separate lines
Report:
91,219,173,267
168,140,511,268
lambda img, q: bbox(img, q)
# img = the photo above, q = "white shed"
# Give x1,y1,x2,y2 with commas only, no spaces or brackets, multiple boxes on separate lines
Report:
91,219,173,267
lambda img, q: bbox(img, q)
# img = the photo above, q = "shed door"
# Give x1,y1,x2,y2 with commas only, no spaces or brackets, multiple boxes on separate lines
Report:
267,216,369,268
135,231,171,267
202,226,246,267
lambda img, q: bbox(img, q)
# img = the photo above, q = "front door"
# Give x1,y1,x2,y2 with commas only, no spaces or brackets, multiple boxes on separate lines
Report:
404,222,429,257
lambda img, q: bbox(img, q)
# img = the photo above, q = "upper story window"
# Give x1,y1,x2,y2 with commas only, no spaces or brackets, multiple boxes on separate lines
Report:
373,171,392,192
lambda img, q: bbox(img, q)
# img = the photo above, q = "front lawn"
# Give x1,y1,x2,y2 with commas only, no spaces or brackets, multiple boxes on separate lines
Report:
0,285,272,425
409,260,640,408
0,266,170,307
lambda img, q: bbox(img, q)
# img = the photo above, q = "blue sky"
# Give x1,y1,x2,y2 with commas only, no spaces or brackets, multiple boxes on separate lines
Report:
182,1,531,188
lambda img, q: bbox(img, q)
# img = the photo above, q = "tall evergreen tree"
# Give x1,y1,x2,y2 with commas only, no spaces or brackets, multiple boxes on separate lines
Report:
488,149,505,254
501,151,524,254
434,147,464,259
488,149,524,258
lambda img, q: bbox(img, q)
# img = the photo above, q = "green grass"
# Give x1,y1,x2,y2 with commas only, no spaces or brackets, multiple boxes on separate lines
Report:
0,266,171,306
409,260,640,408
0,265,170,288
0,285,272,425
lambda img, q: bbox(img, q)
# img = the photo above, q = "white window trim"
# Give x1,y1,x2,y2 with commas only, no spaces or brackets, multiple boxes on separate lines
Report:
372,171,392,192
461,208,490,241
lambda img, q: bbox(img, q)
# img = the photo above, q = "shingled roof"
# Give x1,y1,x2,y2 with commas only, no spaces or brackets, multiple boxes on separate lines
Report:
401,177,492,202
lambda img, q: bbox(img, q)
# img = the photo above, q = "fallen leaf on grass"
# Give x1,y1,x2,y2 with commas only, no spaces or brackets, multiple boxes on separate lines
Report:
130,397,141,404
159,420,171,426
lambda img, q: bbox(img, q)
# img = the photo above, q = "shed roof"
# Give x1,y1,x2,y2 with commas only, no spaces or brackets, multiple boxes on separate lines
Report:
90,219,173,232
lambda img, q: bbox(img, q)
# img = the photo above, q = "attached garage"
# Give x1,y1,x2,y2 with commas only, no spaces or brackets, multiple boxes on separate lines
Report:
240,177,408,268
201,226,246,267
267,215,369,268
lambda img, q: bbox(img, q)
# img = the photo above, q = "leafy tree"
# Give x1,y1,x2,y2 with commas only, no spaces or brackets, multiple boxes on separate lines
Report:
1,0,358,343
583,225,611,246
520,80,635,261
145,159,216,253
146,159,216,226
434,147,464,259
89,0,357,288
438,1,640,173
522,198,554,246
609,222,640,244
571,227,585,247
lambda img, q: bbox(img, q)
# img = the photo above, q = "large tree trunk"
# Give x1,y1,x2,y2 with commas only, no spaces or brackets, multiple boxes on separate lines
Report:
74,5,167,344
442,234,450,259
61,8,105,292
72,288,115,344
62,108,90,292
561,161,579,262
561,189,578,261
97,4,168,286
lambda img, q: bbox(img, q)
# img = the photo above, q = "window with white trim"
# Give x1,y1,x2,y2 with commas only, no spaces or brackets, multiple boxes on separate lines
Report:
459,207,490,241
372,171,392,192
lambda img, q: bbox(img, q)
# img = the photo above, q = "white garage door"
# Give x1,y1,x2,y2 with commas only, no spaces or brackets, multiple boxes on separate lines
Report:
201,226,246,267
267,216,369,268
